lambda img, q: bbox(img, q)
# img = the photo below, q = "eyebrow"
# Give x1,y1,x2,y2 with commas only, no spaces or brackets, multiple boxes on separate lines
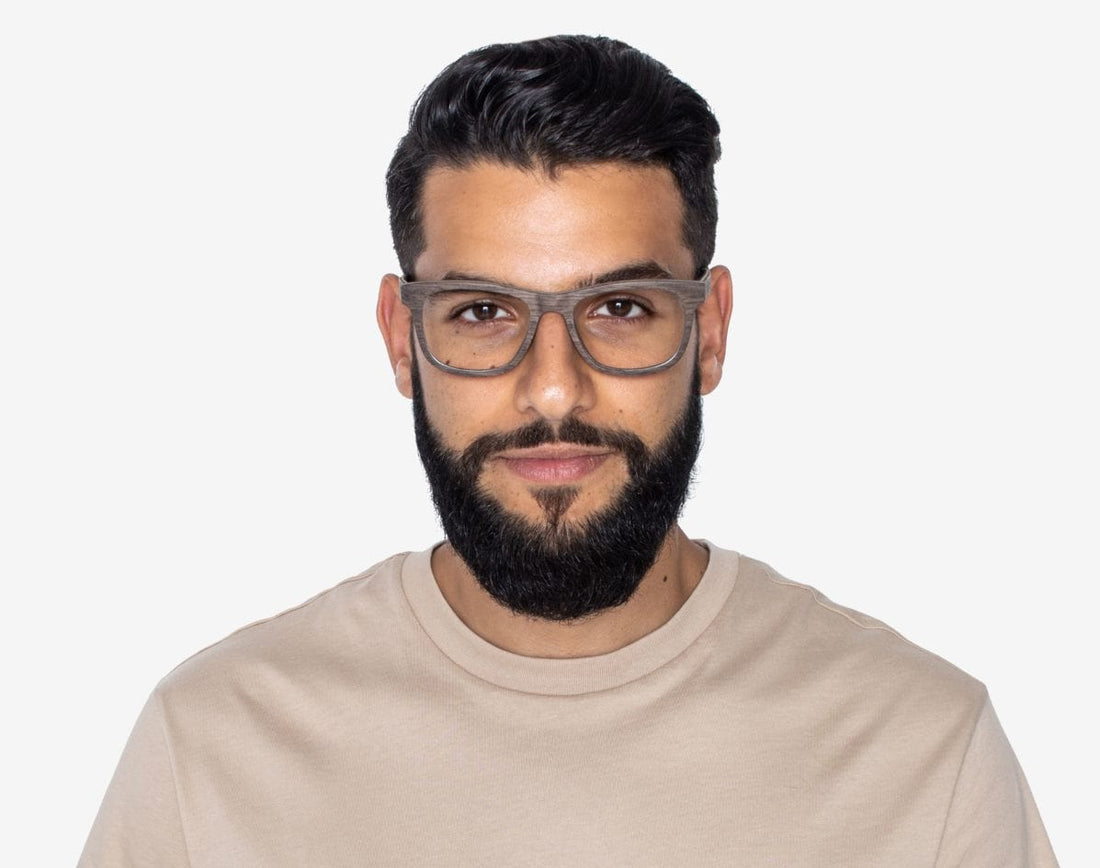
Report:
438,260,677,288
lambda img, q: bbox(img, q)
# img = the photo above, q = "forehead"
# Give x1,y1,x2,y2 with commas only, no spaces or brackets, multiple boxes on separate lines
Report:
414,161,693,287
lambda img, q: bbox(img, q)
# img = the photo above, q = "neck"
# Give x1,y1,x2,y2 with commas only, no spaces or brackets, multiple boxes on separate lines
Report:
430,526,709,659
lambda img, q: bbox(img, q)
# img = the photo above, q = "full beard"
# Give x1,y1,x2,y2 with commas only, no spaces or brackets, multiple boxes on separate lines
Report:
411,361,703,622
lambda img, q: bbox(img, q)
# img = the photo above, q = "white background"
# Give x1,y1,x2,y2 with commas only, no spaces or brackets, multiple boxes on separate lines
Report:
1,1,1095,864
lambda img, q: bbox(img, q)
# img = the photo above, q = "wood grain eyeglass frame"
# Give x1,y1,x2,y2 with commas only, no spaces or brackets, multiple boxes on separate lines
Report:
399,272,711,377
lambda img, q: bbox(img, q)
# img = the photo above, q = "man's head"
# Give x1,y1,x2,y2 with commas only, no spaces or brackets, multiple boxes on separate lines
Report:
377,36,732,621
385,35,721,281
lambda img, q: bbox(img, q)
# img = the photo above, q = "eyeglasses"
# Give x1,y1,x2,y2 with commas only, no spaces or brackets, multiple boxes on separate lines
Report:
400,272,711,377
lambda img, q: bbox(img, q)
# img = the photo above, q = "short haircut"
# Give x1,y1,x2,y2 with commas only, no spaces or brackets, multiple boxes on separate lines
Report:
386,35,722,279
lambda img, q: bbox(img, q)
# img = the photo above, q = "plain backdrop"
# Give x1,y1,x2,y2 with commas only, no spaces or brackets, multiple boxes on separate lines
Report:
1,1,1095,864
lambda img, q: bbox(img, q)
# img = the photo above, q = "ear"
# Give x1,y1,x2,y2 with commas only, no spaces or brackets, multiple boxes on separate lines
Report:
376,273,414,399
695,265,733,396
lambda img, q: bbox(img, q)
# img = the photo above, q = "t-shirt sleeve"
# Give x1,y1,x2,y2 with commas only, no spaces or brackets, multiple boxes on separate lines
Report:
78,691,190,867
934,696,1058,867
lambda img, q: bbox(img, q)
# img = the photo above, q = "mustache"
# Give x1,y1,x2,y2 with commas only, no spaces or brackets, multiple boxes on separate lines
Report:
458,417,650,479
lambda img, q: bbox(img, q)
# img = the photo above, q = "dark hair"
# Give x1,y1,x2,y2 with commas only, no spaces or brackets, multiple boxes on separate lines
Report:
386,35,721,278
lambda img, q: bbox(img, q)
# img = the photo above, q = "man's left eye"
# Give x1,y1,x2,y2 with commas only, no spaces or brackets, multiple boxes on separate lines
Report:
592,298,646,318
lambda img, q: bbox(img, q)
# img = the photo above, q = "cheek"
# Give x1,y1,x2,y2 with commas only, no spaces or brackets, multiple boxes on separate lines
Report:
418,371,509,445
601,375,693,442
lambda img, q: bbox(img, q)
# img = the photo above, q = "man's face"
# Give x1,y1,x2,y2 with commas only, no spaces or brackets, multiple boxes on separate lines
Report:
378,161,731,617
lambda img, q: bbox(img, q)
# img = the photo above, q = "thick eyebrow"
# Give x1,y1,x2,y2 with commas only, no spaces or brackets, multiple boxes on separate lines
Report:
437,261,677,288
439,270,500,282
579,261,676,287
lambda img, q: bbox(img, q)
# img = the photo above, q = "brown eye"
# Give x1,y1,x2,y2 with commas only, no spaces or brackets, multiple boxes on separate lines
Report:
592,297,647,319
459,302,508,322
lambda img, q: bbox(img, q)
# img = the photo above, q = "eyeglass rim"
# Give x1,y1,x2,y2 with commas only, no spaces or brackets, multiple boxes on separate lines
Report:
399,272,712,377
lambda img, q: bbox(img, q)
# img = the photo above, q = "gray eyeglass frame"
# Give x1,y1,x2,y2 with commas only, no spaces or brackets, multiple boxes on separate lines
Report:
400,272,711,377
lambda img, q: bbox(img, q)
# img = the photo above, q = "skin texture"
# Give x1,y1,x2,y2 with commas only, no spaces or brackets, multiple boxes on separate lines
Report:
378,161,733,657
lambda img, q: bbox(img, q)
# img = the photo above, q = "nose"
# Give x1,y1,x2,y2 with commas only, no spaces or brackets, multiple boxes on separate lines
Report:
513,312,595,423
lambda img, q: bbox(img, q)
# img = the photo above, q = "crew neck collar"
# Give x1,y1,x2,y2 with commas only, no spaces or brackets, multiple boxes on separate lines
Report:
400,541,739,696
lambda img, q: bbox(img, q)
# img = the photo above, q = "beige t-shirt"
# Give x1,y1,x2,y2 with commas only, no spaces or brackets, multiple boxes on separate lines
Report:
80,545,1057,866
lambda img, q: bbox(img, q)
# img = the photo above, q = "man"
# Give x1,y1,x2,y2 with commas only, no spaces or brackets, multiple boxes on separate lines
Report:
81,35,1057,866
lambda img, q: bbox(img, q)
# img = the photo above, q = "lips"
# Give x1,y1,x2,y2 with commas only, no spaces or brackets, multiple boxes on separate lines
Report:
493,446,614,483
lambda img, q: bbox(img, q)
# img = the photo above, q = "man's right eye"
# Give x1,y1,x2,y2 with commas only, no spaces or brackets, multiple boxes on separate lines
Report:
457,301,510,322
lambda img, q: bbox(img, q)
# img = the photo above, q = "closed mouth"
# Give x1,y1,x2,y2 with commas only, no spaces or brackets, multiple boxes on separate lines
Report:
493,446,615,483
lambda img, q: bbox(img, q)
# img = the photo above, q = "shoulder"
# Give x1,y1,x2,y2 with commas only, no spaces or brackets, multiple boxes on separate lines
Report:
720,551,987,719
155,552,413,706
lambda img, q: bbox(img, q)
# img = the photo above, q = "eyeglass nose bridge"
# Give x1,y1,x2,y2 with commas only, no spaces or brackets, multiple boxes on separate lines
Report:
509,305,601,373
